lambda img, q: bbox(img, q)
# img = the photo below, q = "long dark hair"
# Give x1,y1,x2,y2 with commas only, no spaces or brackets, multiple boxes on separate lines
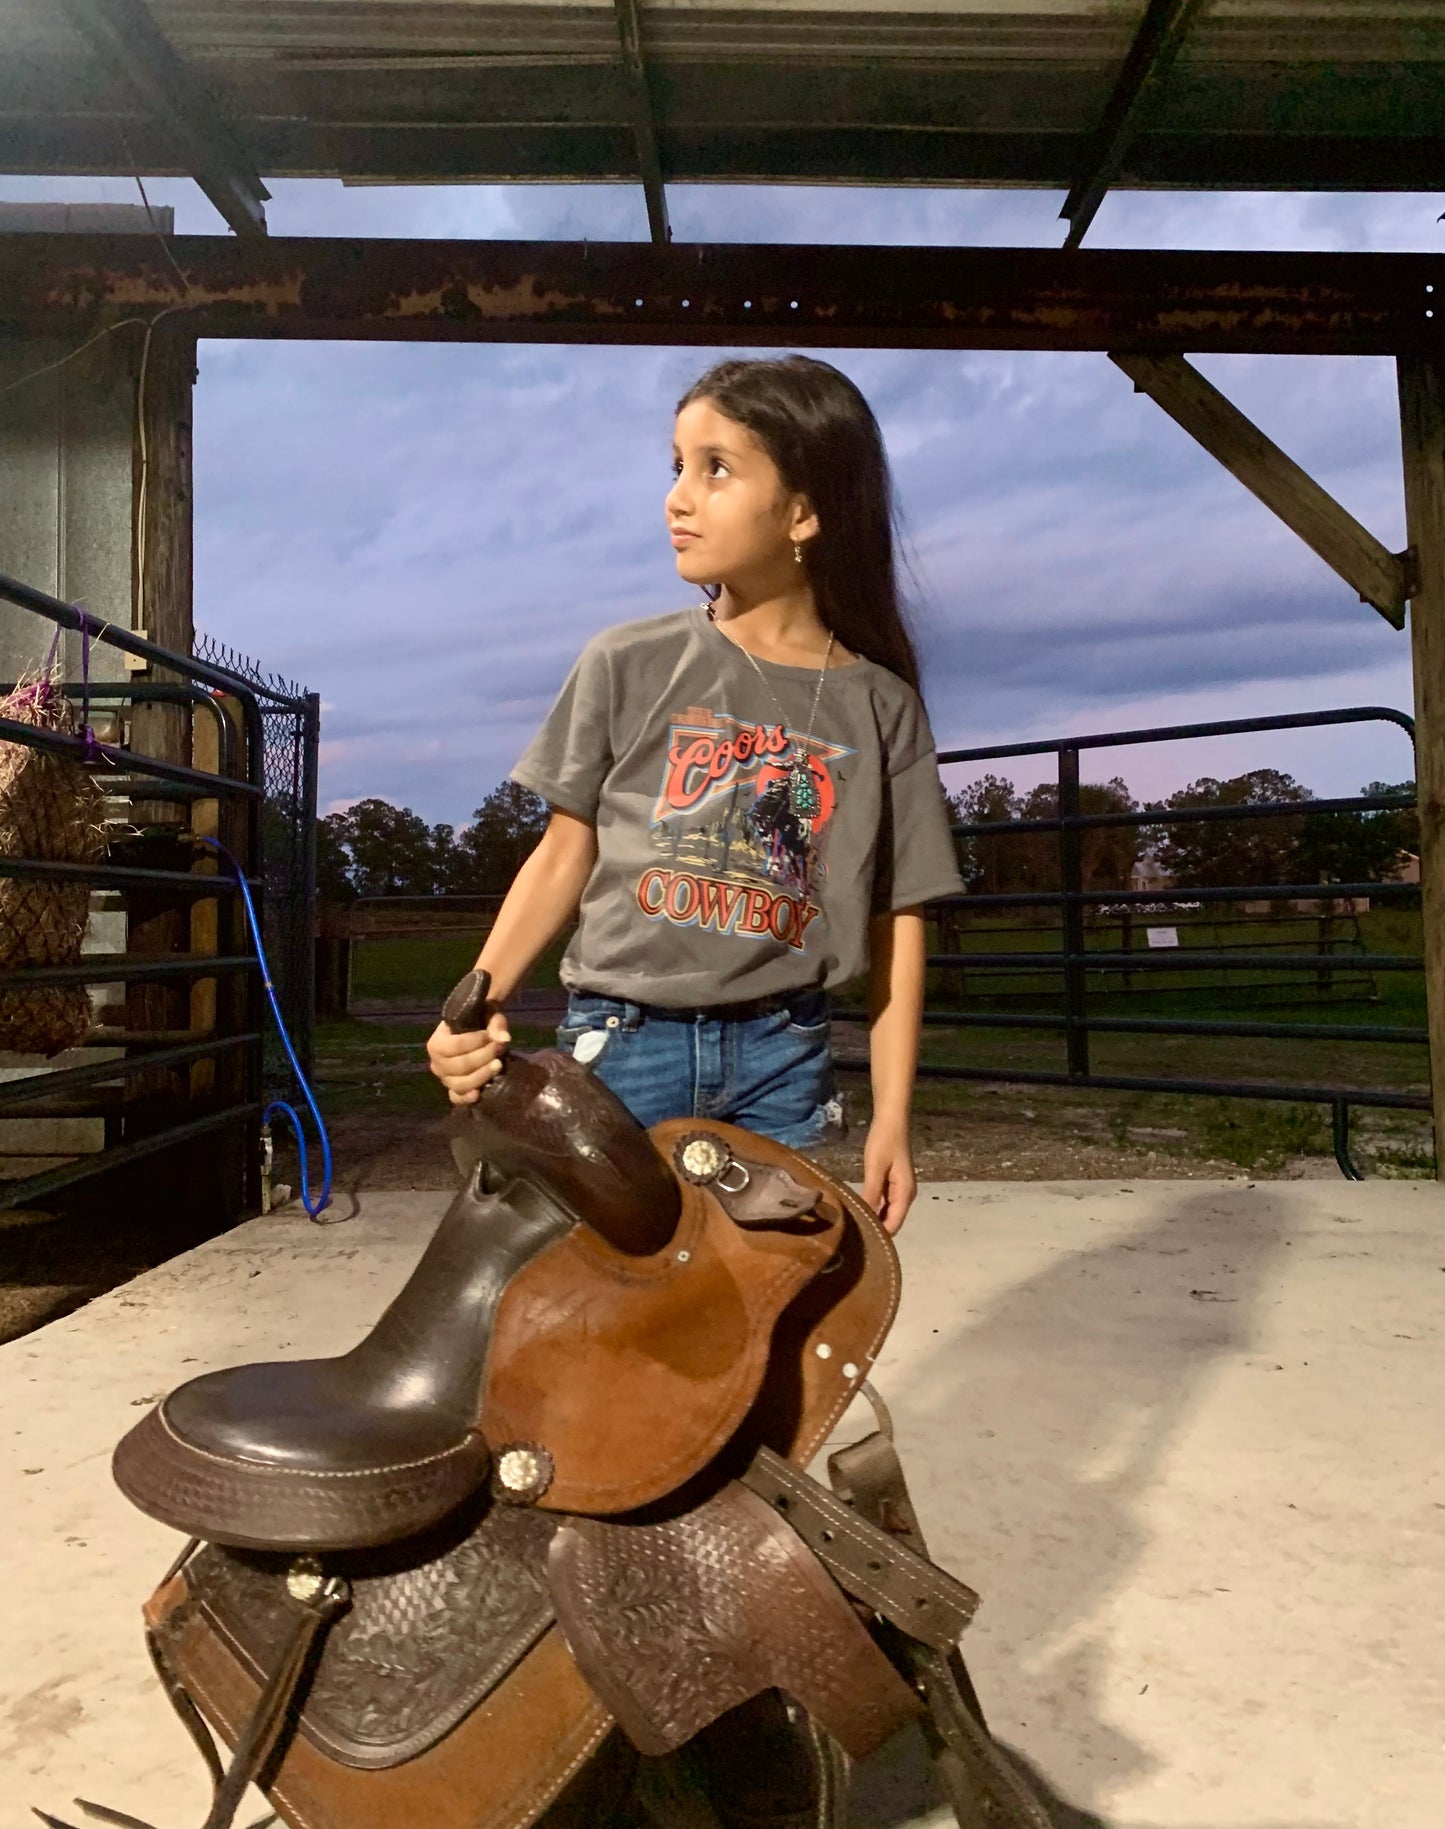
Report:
676,355,922,694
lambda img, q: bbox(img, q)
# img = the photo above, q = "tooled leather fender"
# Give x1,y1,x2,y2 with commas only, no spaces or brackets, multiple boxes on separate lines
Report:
548,1478,922,1758
166,1502,561,1770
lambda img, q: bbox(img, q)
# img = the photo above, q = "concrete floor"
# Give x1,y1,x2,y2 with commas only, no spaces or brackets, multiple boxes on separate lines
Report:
2,1178,1440,1829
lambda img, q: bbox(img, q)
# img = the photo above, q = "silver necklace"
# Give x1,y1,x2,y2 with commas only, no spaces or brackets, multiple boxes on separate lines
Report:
705,600,833,820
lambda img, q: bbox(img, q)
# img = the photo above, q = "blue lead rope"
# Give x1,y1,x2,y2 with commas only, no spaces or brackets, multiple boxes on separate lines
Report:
197,834,334,1220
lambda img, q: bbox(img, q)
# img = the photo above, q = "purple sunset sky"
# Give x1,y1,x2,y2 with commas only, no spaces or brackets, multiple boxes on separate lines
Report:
3,171,1436,820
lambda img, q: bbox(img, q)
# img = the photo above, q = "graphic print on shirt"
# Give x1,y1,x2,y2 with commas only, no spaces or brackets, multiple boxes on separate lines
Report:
639,706,853,954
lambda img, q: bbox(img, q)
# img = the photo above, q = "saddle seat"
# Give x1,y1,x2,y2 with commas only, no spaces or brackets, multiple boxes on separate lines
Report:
114,1050,680,1552
112,1050,844,1553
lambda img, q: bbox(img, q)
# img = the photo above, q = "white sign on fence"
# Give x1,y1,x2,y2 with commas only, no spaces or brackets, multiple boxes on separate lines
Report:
1145,926,1180,948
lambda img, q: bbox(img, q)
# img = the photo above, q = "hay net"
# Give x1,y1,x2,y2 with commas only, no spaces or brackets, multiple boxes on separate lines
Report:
0,666,106,1056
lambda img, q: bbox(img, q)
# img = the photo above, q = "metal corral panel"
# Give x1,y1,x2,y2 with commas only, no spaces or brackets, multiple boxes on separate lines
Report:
1,1,1441,193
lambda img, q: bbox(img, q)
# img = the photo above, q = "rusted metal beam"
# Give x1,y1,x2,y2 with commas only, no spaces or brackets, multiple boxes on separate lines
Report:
1062,0,1208,250
58,0,269,237
0,236,1441,358
1111,352,1412,627
613,0,671,246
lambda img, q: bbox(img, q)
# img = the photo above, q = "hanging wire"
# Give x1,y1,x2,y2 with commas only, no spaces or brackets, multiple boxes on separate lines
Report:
0,317,159,401
196,835,334,1221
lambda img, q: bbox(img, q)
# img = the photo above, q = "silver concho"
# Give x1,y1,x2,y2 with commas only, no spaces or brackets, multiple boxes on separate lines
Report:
285,1555,349,1610
285,1555,326,1603
675,1132,729,1185
493,1442,554,1505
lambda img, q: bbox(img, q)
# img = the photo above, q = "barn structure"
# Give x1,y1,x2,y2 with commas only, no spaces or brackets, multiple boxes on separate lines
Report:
0,0,1441,1202
2,11,1444,1827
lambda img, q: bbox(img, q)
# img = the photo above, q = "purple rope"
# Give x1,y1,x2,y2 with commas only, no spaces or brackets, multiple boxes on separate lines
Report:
7,630,63,717
74,608,101,762
4,610,108,764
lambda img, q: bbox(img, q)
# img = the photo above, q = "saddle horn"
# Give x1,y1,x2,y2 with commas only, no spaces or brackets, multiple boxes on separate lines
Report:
442,968,680,1258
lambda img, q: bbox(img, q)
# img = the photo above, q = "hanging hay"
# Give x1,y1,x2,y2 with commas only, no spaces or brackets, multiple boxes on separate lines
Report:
0,668,106,1056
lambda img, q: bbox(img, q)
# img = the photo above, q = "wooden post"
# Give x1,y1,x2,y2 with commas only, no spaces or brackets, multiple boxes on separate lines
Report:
315,905,353,1022
129,322,195,822
1113,352,1411,627
125,324,195,1107
1398,354,1445,1179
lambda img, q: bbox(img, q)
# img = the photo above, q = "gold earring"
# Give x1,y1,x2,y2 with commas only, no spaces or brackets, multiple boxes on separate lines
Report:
793,541,804,565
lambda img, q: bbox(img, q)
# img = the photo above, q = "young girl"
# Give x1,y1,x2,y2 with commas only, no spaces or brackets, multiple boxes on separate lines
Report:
427,354,963,1235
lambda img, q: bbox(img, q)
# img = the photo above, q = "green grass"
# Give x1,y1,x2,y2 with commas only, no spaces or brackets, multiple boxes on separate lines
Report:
349,931,571,1002
923,906,1425,1028
321,908,1434,1178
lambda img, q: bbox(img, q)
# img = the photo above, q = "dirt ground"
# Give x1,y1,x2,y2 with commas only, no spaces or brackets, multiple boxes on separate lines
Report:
306,1095,1251,1207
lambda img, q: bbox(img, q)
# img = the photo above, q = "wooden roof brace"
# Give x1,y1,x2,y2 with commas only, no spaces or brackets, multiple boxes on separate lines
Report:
1111,352,1412,629
59,0,269,237
1062,0,1208,250
614,0,671,247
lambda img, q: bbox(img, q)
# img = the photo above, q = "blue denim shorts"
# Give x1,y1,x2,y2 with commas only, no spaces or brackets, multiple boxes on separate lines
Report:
555,984,844,1150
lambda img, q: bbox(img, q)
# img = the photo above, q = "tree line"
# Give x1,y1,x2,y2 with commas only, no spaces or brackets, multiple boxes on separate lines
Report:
312,769,1418,902
317,782,549,901
950,769,1419,894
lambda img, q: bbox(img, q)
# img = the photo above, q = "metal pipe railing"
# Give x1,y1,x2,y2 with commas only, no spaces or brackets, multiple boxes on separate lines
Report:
0,571,308,709
0,1104,264,1208
0,570,287,1215
0,1033,259,1109
854,704,1431,1177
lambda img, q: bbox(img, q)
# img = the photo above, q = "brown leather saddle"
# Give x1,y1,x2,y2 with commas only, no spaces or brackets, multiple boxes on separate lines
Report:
53,972,1051,1829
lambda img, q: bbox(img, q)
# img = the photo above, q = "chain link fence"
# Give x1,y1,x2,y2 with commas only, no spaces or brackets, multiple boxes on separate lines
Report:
194,632,319,1097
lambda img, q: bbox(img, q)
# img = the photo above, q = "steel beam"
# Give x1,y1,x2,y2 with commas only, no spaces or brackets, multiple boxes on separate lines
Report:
1061,0,1208,249
1,236,1441,358
58,0,269,237
613,0,671,246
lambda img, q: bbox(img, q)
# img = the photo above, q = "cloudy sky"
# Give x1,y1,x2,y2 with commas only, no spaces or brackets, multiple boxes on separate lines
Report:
3,171,1437,820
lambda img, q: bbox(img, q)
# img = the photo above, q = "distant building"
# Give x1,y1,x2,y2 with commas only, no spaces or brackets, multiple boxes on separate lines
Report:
1130,851,1173,893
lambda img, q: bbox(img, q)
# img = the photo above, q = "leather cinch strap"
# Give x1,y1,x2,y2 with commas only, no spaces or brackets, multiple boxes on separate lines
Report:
34,1557,345,1829
822,1431,1055,1829
739,1446,978,1649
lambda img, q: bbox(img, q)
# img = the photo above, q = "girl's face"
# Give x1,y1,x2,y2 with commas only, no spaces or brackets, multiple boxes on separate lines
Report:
666,398,817,592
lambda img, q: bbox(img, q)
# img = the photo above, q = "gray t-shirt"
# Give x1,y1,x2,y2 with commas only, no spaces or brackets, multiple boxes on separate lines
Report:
510,606,963,1006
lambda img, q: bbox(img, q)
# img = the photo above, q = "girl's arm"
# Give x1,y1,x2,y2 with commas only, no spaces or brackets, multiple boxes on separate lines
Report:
861,906,927,1233
427,808,597,1104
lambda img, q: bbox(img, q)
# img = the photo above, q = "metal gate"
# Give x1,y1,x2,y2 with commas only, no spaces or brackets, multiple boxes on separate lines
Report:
834,706,1430,1178
193,633,320,1094
0,571,317,1216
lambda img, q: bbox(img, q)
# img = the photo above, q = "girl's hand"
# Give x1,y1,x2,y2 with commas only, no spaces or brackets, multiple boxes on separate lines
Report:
427,1007,512,1105
861,1116,917,1236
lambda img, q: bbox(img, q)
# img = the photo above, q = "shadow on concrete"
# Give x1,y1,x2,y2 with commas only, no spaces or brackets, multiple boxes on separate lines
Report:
851,1722,1341,1828
849,1185,1300,1827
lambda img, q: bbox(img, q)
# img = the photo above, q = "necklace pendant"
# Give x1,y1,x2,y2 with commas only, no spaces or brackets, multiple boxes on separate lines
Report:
787,751,820,819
